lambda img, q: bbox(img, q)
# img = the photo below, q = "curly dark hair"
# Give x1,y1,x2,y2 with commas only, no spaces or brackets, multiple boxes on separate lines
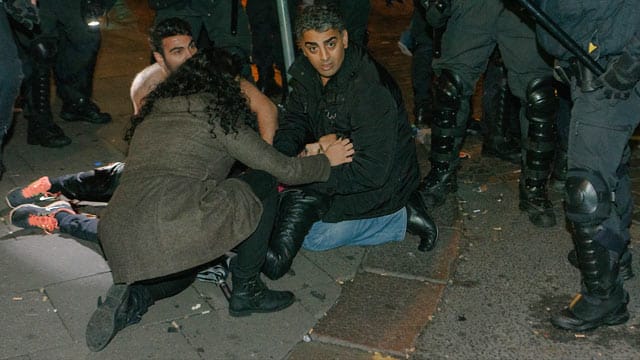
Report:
126,47,253,142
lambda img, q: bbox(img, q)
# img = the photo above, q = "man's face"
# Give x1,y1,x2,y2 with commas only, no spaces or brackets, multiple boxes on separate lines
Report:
154,34,197,73
300,28,348,85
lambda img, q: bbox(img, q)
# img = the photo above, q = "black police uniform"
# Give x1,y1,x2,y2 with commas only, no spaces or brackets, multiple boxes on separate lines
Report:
535,0,640,331
418,0,558,229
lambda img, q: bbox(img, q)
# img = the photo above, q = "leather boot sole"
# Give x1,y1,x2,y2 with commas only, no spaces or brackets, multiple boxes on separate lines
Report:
86,284,129,352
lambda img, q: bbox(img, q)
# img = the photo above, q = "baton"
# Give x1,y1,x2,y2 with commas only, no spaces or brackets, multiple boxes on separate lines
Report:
514,0,604,76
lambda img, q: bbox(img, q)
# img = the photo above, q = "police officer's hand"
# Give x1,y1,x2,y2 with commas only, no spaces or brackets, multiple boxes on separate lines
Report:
594,52,640,100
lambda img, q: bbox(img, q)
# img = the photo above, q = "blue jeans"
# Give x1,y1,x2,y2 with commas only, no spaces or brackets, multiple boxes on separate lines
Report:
302,208,407,251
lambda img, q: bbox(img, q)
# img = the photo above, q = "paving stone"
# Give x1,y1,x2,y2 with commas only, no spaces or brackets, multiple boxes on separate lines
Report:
313,272,445,356
0,235,109,294
84,321,201,360
182,304,316,360
287,341,401,360
299,246,366,283
363,226,461,282
0,290,74,358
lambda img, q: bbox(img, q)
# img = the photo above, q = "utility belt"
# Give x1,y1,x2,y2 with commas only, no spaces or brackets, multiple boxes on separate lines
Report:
554,57,610,93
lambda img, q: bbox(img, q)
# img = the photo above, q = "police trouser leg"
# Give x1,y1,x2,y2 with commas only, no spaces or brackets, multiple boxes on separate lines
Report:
418,69,465,207
26,62,71,148
481,59,520,164
519,77,557,227
551,169,629,331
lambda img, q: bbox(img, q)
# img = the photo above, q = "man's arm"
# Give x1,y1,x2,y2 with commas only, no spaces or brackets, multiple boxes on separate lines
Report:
239,79,278,144
273,86,313,157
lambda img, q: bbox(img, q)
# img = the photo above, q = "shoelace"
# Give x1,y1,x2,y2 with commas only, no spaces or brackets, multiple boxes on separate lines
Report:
21,178,59,200
27,213,59,234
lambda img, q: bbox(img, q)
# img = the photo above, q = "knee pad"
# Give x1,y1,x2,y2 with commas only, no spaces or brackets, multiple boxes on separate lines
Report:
526,77,557,137
565,169,612,225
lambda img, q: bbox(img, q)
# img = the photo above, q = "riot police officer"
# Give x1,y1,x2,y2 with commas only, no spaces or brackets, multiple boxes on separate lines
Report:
14,0,113,148
534,0,640,331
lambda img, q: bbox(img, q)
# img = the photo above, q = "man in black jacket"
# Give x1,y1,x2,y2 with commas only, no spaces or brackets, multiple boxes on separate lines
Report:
264,5,438,280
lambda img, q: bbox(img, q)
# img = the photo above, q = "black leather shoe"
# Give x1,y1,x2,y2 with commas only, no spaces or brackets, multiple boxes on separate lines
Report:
27,121,72,148
61,98,111,124
229,275,294,317
551,290,629,332
519,181,556,228
86,284,152,352
406,191,439,251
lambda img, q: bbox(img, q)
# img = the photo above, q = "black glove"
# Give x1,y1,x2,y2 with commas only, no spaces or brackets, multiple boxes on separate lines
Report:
594,52,640,100
3,0,39,30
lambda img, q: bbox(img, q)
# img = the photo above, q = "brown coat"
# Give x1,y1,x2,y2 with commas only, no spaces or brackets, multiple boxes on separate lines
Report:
98,94,330,284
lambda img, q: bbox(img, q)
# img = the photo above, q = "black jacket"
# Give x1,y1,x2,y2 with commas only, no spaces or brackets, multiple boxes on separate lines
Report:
536,1,640,61
274,45,419,222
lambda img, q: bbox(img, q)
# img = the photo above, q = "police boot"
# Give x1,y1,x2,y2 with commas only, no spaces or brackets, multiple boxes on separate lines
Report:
568,247,634,280
481,79,520,164
519,77,557,228
228,274,295,317
60,97,111,124
418,70,465,208
406,190,439,251
262,189,330,280
26,65,71,148
519,179,556,227
552,242,629,331
86,284,154,351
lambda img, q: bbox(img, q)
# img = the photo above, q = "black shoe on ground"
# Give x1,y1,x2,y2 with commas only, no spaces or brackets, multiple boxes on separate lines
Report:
418,163,458,208
86,284,152,352
229,274,294,317
60,98,111,124
519,181,556,228
27,121,72,148
551,290,630,332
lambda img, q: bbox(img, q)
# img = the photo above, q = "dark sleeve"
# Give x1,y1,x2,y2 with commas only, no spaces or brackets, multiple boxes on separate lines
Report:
221,125,331,186
308,85,399,195
273,87,312,157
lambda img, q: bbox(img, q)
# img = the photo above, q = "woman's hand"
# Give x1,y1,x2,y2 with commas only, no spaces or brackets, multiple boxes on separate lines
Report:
324,138,355,166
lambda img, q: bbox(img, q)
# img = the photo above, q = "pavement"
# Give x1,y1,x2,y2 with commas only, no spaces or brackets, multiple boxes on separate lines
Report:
2,1,640,359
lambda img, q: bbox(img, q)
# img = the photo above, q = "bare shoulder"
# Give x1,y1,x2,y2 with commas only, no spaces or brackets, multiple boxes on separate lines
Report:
130,63,168,114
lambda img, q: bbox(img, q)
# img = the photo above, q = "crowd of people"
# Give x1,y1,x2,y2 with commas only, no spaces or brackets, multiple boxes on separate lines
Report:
2,0,639,353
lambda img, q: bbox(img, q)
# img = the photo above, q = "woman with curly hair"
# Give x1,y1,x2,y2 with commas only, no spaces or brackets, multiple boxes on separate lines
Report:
13,48,354,352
